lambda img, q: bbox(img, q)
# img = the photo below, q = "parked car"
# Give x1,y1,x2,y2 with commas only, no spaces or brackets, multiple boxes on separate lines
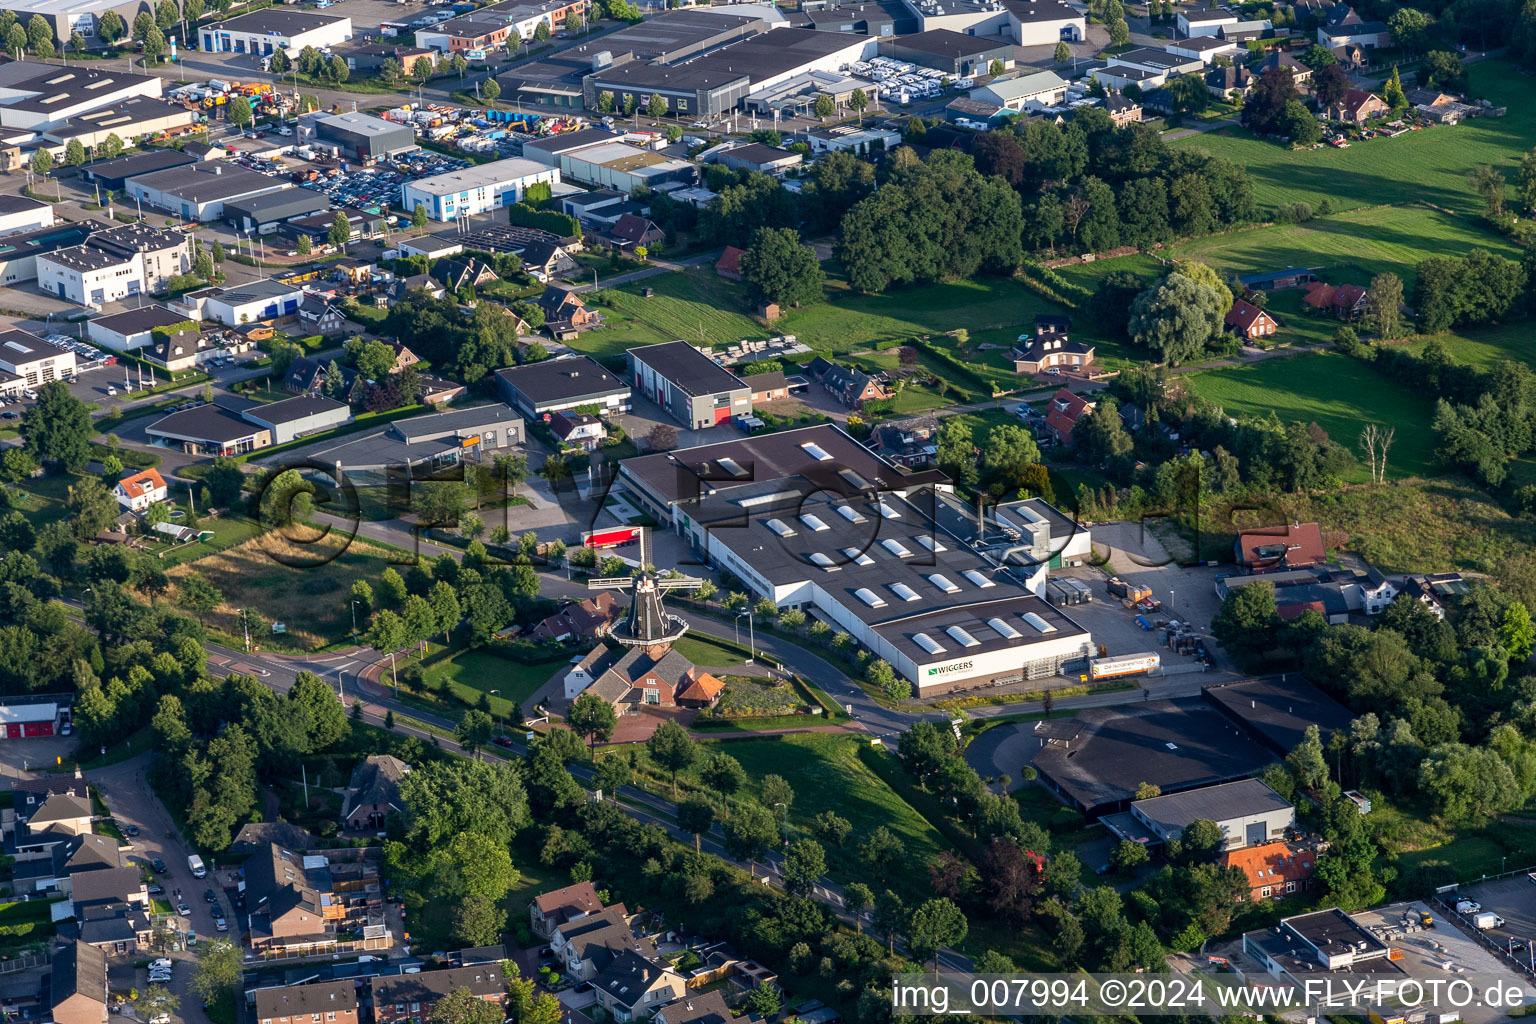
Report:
124,824,139,837
210,905,225,920
177,904,191,917
150,858,167,873
215,919,229,931
204,889,218,903
148,885,164,896
150,959,171,971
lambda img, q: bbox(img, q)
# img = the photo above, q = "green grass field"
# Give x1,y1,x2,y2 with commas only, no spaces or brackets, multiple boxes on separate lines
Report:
1184,351,1436,480
686,733,951,899
1169,203,1521,292
1169,60,1535,217
1406,320,1536,373
671,634,752,669
572,270,766,358
422,645,573,712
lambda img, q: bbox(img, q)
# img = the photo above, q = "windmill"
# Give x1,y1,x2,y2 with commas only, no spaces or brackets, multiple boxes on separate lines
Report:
587,528,702,651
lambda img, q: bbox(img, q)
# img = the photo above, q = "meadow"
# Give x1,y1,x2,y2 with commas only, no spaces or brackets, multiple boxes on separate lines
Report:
1168,203,1521,292
1168,60,1535,217
1183,351,1437,480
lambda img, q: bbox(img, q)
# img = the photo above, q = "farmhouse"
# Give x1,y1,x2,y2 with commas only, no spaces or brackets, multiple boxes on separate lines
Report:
1224,299,1278,340
1325,88,1389,122
1302,280,1369,319
340,754,410,831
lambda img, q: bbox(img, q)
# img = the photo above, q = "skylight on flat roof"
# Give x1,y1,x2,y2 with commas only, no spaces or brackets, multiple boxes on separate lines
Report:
765,518,795,538
800,514,829,532
945,625,981,648
928,574,960,594
840,547,874,567
801,441,833,461
917,536,946,552
854,587,886,608
987,617,1022,639
961,569,995,588
913,632,947,656
889,583,920,602
1020,611,1057,634
881,538,911,558
836,505,865,524
878,501,900,519
808,552,839,571
716,456,747,477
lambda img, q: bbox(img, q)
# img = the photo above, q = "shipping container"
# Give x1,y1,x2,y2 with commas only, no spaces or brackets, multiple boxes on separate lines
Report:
1089,653,1160,680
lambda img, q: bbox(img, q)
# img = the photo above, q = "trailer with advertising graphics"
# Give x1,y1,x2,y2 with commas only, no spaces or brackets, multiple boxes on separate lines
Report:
1088,652,1160,680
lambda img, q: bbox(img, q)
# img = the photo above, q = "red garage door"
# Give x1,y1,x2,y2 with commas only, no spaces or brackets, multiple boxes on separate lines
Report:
22,722,53,737
714,407,730,424
4,724,19,739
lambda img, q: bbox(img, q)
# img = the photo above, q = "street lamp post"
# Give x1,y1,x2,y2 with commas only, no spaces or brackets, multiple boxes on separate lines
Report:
735,610,754,664
491,689,500,734
351,598,360,640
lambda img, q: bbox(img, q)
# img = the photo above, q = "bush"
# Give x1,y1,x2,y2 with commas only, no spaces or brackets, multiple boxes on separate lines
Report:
508,203,579,238
1275,202,1313,224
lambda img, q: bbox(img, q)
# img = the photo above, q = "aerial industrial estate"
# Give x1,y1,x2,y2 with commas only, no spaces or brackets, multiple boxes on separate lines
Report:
1,0,1536,1017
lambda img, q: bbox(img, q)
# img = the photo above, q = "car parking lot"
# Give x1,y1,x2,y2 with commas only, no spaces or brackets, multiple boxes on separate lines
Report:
1455,877,1536,975
301,149,471,209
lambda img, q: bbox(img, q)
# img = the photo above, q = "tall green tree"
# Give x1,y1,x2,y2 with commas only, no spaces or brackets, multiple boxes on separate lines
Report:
646,719,697,797
566,692,617,755
22,381,92,470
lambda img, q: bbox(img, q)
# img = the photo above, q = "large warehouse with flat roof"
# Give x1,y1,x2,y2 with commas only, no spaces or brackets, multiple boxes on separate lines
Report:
125,162,290,221
1030,699,1271,817
583,27,878,118
617,424,1095,693
200,9,352,54
0,61,163,131
400,158,561,222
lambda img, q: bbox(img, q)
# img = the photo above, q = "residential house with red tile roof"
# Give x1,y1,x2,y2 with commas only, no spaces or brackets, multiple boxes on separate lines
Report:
1325,88,1388,123
1043,388,1095,445
1219,842,1316,900
1224,298,1279,340
531,592,622,644
1302,281,1369,320
715,246,745,281
1234,522,1327,573
111,469,168,512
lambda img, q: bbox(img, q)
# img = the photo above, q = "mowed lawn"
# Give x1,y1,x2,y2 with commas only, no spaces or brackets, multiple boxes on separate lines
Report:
1408,321,1536,372
1169,203,1521,291
1184,352,1436,480
421,645,573,712
572,270,765,359
1169,60,1536,216
688,733,951,898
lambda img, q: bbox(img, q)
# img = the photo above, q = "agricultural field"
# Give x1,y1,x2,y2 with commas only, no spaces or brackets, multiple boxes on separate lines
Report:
1168,203,1521,292
1169,60,1534,217
1184,351,1437,480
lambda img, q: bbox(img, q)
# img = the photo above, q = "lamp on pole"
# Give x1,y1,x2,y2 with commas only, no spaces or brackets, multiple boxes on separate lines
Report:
490,689,500,734
351,598,360,640
735,610,755,664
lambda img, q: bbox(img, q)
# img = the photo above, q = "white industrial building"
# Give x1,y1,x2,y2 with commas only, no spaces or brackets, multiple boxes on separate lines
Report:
124,162,290,222
0,61,163,132
35,223,190,308
41,96,200,151
0,195,53,238
200,9,353,54
87,305,195,353
903,0,1083,44
400,157,561,221
969,70,1067,112
618,424,1095,694
240,395,353,444
0,329,76,387
551,141,694,193
1110,779,1296,850
193,281,306,326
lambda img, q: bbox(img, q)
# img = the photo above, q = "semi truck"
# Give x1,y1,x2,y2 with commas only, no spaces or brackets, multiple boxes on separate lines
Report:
1088,653,1160,681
